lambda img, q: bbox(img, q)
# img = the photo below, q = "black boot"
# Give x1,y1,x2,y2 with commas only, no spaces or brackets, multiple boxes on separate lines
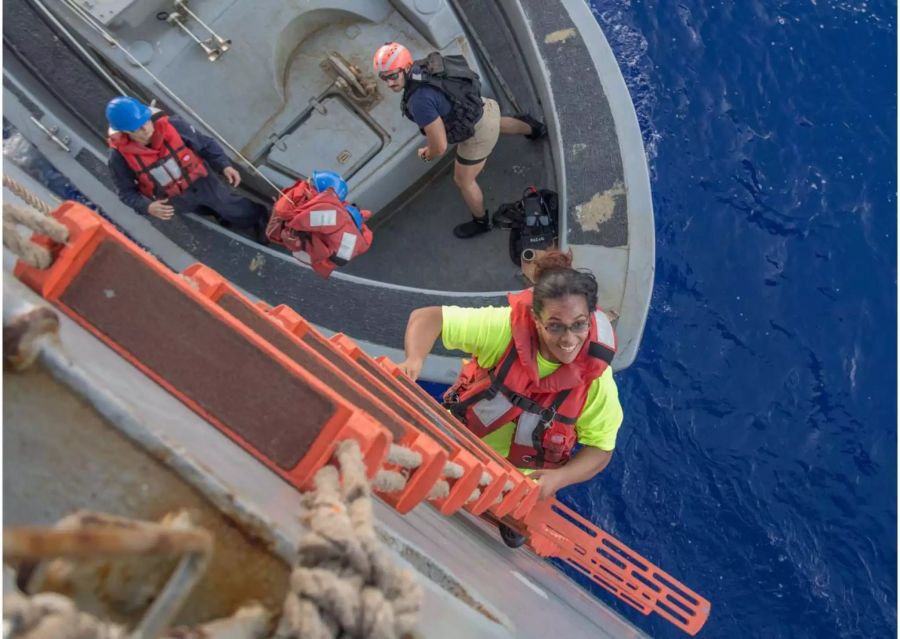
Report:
499,523,527,548
254,211,271,246
453,212,492,239
512,112,547,141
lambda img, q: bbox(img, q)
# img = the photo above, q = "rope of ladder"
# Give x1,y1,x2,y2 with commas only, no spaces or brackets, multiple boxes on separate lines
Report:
5,294,425,637
3,589,125,639
2,200,68,270
3,175,59,214
2,176,68,269
373,442,513,506
1,445,423,639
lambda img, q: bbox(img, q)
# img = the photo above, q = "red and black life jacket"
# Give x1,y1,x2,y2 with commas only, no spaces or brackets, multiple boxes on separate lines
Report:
443,289,617,469
266,180,373,279
108,113,208,199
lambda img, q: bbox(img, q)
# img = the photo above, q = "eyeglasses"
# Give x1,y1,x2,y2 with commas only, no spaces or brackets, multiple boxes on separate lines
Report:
379,70,403,82
540,320,590,336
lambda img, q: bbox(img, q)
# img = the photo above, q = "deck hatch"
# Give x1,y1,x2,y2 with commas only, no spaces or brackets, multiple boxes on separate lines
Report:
267,96,382,179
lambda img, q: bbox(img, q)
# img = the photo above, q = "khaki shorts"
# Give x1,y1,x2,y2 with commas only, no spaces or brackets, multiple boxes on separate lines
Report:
456,97,500,164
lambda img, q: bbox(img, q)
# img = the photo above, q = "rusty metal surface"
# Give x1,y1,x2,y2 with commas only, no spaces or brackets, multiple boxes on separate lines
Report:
3,367,290,628
3,306,59,371
5,512,212,561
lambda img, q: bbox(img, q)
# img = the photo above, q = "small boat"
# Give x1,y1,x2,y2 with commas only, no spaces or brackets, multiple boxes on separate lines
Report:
3,0,653,383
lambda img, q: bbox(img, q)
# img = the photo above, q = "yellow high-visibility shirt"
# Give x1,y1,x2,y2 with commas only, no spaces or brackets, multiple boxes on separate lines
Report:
441,305,623,460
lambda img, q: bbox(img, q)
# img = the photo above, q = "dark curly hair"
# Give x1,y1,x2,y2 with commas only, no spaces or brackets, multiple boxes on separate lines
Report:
531,251,598,315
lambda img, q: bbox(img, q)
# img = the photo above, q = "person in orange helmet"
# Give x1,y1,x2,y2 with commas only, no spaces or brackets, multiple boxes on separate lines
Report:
373,42,546,239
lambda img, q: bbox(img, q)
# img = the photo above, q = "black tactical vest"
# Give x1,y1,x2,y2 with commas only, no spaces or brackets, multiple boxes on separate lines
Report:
401,52,484,145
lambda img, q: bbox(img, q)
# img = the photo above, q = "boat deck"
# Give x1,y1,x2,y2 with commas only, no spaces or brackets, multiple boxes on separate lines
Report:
342,0,555,291
343,130,552,291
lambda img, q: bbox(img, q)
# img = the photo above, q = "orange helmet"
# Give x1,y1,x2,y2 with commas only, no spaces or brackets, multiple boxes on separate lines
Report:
372,42,412,76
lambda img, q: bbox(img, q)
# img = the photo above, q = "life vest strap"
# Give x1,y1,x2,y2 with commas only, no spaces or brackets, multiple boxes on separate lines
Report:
502,387,577,425
588,341,615,364
445,346,518,417
128,140,193,199
529,388,573,467
446,346,577,426
131,153,164,199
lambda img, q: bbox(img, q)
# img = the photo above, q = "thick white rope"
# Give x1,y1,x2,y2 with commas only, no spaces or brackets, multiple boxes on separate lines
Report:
4,572,269,639
372,470,407,494
3,175,59,214
384,444,421,470
3,219,52,269
443,461,463,480
3,203,69,242
276,440,422,638
371,444,485,505
427,481,449,501
3,589,125,639
494,480,516,506
2,202,69,270
464,471,497,504
372,443,420,494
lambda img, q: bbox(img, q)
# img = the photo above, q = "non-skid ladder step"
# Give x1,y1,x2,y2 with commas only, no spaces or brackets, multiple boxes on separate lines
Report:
181,264,450,514
373,356,543,519
13,202,391,491
335,336,542,520
524,499,711,635
266,303,538,518
266,303,505,516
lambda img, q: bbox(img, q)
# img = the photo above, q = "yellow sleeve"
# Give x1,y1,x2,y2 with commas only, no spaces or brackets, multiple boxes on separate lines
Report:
441,306,513,369
574,368,623,451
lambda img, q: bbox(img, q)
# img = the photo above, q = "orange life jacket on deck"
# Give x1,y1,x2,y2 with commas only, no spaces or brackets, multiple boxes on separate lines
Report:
266,180,374,279
443,289,617,469
108,113,208,199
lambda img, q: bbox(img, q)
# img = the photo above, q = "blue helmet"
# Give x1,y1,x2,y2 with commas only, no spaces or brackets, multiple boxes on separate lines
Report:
311,170,348,200
106,96,152,132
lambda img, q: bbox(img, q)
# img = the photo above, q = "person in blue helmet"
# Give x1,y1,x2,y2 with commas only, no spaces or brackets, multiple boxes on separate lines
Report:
310,170,364,229
310,170,348,199
267,169,374,277
105,96,268,240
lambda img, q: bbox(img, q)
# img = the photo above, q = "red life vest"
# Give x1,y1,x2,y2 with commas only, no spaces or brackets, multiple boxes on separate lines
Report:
108,113,208,199
443,289,617,469
266,180,374,279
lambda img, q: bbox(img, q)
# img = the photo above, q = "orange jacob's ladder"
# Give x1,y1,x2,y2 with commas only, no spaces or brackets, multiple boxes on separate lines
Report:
12,202,710,636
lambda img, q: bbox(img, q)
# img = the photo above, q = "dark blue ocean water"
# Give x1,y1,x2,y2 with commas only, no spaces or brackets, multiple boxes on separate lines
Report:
563,1,897,637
